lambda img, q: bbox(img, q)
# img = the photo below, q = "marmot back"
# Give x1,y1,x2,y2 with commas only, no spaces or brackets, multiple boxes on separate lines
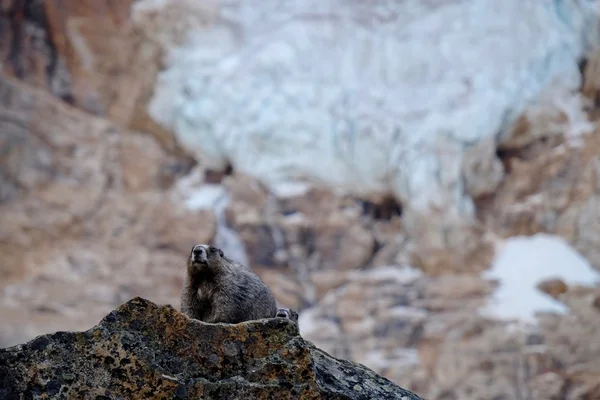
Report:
181,244,278,324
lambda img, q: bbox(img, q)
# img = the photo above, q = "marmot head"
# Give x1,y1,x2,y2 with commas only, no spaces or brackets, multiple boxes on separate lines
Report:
275,308,299,323
188,244,226,275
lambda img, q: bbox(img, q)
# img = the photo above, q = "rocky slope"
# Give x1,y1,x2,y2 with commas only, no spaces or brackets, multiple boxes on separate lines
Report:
0,297,423,400
0,73,214,345
2,1,600,399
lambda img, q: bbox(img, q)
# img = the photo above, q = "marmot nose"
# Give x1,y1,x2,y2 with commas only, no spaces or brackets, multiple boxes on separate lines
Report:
192,245,206,261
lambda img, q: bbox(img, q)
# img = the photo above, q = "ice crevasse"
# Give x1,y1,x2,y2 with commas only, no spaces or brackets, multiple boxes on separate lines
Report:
139,0,600,214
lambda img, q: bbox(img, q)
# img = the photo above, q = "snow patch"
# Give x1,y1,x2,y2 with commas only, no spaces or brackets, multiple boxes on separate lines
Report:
481,234,600,323
182,184,226,211
270,181,311,199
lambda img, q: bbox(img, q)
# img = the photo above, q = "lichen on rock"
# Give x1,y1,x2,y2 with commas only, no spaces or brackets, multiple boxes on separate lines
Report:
0,297,424,399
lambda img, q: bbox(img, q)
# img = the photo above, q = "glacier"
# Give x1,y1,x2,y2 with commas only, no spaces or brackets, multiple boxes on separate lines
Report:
138,0,600,214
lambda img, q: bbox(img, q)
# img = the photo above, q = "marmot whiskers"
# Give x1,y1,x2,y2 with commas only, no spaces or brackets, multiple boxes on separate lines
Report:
181,244,277,324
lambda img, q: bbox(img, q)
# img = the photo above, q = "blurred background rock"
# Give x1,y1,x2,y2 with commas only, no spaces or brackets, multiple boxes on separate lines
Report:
1,0,600,398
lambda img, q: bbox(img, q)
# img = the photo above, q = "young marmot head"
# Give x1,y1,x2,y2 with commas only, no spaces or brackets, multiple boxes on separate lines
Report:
188,244,226,274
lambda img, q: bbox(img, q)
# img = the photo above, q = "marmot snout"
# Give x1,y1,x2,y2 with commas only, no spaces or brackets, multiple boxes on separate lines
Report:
275,308,299,324
181,244,278,324
190,244,223,266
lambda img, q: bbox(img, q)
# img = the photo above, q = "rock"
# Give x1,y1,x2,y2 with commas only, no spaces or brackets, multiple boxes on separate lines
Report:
499,85,593,150
403,209,496,276
462,137,505,199
0,73,214,347
0,0,176,151
477,129,600,272
582,49,600,105
536,278,568,299
225,177,381,308
2,2,600,399
593,290,600,310
528,371,565,400
300,259,600,400
0,297,424,400
299,266,427,383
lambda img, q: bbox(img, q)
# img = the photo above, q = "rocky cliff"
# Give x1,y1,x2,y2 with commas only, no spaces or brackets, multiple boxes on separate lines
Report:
2,1,600,399
0,297,423,400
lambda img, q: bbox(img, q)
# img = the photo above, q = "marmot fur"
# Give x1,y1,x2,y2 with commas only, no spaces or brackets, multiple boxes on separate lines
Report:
181,244,277,324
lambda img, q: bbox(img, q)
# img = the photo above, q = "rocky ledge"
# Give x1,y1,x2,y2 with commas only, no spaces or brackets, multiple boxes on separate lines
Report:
0,297,423,399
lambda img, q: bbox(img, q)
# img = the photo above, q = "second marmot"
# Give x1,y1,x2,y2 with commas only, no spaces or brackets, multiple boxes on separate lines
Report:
275,308,299,324
181,244,278,324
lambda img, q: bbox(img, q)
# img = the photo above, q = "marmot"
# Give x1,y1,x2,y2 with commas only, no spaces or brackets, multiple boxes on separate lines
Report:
275,308,299,324
181,244,278,323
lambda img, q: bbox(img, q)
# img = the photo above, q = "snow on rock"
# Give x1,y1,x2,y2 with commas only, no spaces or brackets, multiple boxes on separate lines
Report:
182,184,227,211
481,234,600,323
136,0,600,215
269,181,312,199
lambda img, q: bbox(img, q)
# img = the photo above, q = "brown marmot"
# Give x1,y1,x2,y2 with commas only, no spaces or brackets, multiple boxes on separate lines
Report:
275,308,299,324
181,244,278,323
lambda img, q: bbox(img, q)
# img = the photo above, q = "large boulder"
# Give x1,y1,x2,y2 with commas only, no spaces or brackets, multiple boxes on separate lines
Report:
0,297,424,400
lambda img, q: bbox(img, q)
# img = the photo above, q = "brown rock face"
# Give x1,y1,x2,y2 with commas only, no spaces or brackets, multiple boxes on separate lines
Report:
0,74,215,346
462,137,505,199
583,49,600,106
0,297,424,400
221,124,600,398
300,264,600,399
0,0,175,150
536,278,568,299
477,131,600,272
224,177,398,309
2,2,600,400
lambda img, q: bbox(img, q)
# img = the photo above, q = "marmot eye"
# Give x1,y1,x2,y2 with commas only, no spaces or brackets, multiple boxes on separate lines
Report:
219,250,224,257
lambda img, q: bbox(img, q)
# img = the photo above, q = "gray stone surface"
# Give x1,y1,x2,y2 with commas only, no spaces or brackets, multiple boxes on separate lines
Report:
0,297,424,400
